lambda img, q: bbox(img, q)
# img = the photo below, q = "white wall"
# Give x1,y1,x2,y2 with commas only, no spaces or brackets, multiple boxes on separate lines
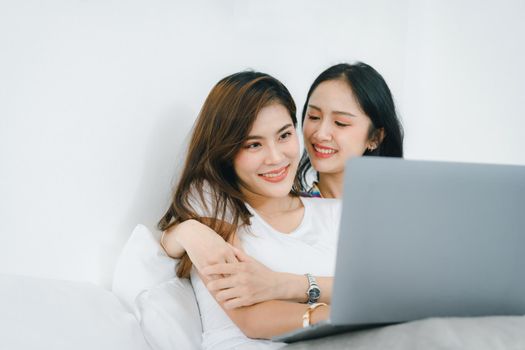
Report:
1,0,523,288
402,0,525,165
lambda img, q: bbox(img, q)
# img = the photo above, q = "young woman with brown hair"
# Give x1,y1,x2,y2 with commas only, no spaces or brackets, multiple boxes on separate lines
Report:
159,71,340,349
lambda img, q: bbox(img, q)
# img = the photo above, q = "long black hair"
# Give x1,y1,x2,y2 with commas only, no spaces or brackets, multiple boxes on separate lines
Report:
298,62,404,190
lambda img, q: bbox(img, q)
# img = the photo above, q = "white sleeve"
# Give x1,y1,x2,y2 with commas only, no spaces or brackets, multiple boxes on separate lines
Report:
186,181,234,223
187,182,215,218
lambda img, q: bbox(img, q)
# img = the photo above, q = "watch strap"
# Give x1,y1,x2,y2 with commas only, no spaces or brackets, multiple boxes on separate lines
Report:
305,273,321,304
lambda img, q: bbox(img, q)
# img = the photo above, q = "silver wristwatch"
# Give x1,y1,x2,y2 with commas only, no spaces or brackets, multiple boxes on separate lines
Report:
305,273,321,304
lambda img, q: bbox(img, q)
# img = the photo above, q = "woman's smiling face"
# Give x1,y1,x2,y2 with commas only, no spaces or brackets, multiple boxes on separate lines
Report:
234,103,300,199
303,79,376,175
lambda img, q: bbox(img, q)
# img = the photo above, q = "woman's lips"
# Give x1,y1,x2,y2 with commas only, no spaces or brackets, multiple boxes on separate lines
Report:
258,165,289,183
312,144,337,159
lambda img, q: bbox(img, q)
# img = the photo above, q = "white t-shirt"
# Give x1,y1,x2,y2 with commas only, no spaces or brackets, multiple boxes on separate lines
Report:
189,194,342,350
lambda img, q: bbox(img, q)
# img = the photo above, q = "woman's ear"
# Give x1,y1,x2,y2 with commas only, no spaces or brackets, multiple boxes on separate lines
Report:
367,128,385,150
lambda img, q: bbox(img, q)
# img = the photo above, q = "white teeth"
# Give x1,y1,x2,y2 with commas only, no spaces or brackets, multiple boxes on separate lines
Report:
314,145,336,154
261,167,286,178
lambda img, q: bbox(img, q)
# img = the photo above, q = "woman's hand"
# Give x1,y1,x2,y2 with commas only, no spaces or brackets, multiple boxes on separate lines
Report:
174,219,238,273
202,246,285,309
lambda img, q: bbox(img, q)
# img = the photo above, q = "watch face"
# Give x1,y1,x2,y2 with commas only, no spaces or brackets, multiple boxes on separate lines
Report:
308,288,320,300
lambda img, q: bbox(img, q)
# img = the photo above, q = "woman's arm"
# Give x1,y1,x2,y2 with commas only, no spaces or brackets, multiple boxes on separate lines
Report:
227,300,329,339
199,270,330,339
163,220,333,305
278,274,333,304
161,219,238,270
164,220,331,338
202,247,333,307
160,223,187,259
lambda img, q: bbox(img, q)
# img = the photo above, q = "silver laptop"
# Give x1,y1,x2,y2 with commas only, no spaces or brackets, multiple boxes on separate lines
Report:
274,158,525,343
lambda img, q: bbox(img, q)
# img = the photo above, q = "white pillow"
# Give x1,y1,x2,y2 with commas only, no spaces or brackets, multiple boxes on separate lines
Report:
112,224,177,315
0,274,150,350
136,278,203,350
112,224,203,350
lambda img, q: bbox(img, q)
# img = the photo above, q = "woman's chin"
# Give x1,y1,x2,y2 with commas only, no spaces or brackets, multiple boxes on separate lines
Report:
256,179,295,198
311,160,344,175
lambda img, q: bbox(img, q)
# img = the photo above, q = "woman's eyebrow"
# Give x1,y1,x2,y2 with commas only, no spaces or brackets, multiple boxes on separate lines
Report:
307,104,322,112
333,110,356,118
276,123,293,134
245,123,293,141
308,104,356,118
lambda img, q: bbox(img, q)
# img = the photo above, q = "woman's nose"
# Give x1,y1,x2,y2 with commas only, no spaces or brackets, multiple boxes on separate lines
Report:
312,120,332,142
265,144,285,165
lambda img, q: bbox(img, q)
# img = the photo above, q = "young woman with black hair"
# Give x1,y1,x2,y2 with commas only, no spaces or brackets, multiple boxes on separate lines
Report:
299,62,404,198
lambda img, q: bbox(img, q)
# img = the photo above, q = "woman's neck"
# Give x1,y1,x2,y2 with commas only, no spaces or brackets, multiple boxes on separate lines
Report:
243,191,300,217
317,171,344,199
242,190,304,234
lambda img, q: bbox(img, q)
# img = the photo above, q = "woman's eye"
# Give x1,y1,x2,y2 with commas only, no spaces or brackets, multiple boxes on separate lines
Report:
245,142,261,149
280,131,292,140
308,115,320,121
335,121,350,127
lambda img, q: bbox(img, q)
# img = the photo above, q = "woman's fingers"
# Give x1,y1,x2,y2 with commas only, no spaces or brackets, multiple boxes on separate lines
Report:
233,247,251,262
216,290,255,309
225,248,238,264
214,285,243,302
223,297,246,310
206,276,237,292
202,262,242,276
227,243,253,262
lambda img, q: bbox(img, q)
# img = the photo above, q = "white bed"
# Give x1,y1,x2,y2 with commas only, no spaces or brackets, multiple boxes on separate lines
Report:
1,225,524,350
0,274,149,350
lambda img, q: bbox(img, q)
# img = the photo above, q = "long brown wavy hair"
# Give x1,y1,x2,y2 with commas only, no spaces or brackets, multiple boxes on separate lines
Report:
158,71,299,278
